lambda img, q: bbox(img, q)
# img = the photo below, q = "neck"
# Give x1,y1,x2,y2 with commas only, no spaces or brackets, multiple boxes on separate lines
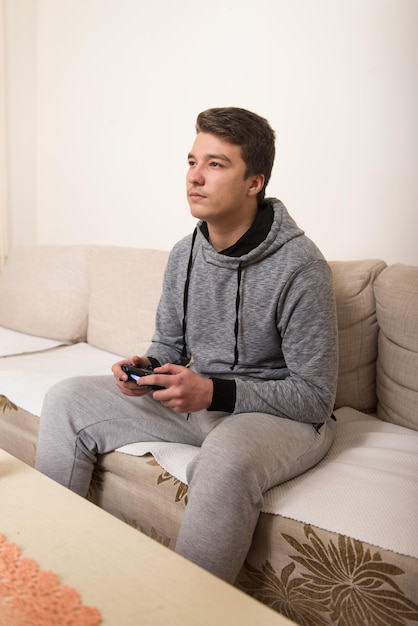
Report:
207,207,258,252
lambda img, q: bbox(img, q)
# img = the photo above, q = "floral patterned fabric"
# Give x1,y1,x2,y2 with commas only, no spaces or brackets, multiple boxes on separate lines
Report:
238,520,418,626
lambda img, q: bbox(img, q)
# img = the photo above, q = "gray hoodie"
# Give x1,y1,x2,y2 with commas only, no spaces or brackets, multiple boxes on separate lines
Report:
147,198,338,424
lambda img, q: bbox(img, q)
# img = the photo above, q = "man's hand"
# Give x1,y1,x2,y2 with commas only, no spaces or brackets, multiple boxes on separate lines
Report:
146,363,214,413
112,355,152,397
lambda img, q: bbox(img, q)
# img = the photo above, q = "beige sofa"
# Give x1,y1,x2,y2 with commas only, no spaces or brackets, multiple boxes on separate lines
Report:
0,245,417,626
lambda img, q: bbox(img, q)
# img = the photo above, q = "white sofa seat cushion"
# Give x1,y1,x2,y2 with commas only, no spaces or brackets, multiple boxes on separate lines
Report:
0,343,123,416
0,327,68,357
263,407,418,558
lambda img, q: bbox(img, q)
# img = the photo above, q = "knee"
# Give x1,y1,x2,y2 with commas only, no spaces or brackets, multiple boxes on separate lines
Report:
43,376,89,409
187,438,263,499
41,377,94,432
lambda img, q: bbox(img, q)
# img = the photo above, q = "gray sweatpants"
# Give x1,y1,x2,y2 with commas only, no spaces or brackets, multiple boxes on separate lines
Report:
35,375,335,583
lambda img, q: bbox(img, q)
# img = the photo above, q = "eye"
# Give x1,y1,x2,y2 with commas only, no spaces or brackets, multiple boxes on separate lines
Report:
188,159,196,167
209,161,222,168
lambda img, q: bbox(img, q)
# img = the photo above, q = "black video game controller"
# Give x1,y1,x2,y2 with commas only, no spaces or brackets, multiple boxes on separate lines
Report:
121,364,165,390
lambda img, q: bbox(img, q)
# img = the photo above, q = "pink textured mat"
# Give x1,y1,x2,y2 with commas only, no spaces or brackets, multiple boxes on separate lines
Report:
0,533,101,625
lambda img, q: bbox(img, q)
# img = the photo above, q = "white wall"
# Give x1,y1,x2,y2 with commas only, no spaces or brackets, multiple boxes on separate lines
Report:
2,0,37,249
5,0,418,265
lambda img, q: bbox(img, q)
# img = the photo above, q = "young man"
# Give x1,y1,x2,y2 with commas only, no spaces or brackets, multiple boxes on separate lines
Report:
35,107,338,583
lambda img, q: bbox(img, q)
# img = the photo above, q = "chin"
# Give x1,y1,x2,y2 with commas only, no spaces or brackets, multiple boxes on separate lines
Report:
188,203,208,220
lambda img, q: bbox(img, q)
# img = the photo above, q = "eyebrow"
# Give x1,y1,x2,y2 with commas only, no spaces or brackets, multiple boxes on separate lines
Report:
188,152,232,164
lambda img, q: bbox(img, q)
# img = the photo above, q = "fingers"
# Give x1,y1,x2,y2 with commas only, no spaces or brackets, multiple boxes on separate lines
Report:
119,384,149,397
111,355,151,381
111,358,130,381
145,362,187,390
154,363,183,375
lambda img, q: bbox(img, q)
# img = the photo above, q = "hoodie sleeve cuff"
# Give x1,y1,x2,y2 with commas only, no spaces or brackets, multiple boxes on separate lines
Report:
208,378,236,413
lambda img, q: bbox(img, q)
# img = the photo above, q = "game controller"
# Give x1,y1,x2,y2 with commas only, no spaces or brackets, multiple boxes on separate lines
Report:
121,364,165,390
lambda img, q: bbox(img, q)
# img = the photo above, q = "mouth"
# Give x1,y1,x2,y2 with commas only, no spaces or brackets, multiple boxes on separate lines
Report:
188,190,206,200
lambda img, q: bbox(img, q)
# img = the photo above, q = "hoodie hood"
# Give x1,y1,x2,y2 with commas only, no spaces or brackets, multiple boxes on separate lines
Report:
196,198,305,269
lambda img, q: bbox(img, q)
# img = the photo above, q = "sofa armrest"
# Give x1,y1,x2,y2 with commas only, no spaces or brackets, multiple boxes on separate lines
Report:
375,263,418,431
330,259,386,412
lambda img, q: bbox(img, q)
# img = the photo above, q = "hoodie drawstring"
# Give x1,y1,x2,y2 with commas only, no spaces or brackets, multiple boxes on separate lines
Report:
181,228,197,361
230,262,242,370
181,231,243,370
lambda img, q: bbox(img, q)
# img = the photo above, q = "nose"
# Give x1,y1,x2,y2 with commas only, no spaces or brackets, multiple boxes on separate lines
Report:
187,163,204,186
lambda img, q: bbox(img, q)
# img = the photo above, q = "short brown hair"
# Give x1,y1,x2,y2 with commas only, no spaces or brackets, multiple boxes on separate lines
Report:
195,107,276,201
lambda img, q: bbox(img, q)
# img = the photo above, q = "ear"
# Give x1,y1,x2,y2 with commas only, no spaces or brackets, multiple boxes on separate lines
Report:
247,174,265,197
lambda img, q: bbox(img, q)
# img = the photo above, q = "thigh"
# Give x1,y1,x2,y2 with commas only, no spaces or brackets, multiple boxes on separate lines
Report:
196,412,335,492
40,375,205,453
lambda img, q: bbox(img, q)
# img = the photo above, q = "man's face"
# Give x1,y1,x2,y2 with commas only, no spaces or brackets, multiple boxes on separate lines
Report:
186,132,259,226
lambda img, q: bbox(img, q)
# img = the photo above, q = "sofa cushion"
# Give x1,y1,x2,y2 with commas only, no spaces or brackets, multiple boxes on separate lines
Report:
0,343,123,417
329,259,386,412
0,246,90,342
0,327,67,357
375,264,418,431
87,246,169,357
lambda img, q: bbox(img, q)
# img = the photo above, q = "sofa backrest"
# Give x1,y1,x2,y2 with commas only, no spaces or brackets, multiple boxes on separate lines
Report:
86,246,169,357
329,259,387,413
0,245,90,342
374,264,418,431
